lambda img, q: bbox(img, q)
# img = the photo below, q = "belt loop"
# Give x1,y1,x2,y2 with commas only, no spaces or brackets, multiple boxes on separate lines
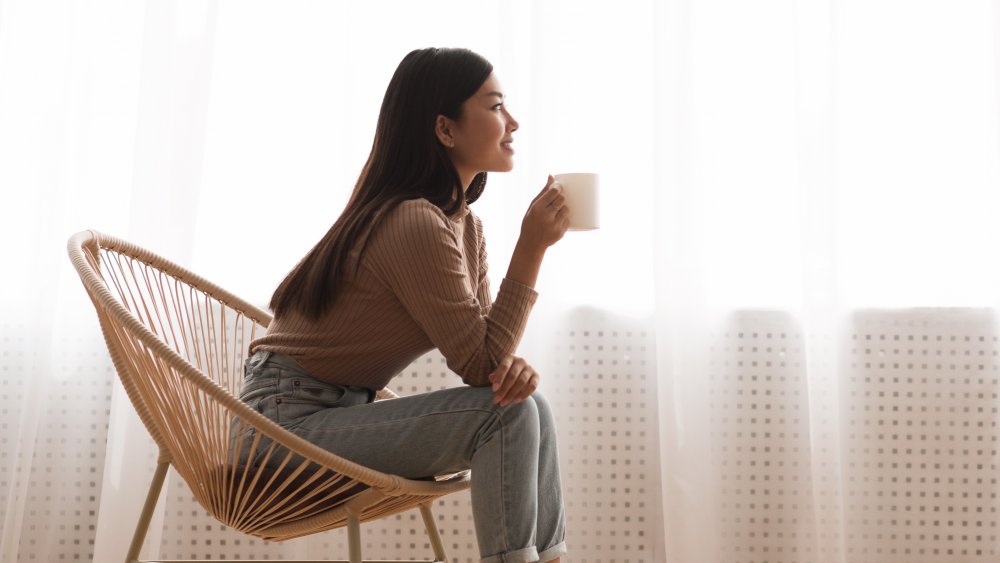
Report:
246,349,273,371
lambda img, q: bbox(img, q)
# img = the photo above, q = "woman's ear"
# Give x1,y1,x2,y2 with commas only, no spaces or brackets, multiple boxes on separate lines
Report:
435,115,456,149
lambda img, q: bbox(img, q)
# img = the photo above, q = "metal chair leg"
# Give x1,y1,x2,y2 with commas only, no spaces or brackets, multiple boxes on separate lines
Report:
125,459,170,563
419,502,448,563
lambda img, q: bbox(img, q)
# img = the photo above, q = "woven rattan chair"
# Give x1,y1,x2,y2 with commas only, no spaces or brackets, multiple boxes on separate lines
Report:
68,230,470,563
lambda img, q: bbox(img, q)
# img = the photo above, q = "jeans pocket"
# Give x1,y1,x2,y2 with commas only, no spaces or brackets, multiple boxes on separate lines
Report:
290,378,347,406
262,376,347,427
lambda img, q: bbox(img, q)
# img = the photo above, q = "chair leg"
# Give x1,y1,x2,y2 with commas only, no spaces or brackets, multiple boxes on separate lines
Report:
346,509,362,563
125,459,170,563
419,502,448,563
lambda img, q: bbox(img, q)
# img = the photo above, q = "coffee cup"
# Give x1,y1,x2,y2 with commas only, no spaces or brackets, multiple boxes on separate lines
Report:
553,172,600,231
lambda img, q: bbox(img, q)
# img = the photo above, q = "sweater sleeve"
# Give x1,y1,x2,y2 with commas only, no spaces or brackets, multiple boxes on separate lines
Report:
475,217,494,316
365,200,537,386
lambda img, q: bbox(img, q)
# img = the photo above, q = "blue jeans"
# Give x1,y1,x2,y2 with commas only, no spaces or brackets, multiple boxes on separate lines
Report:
239,349,567,563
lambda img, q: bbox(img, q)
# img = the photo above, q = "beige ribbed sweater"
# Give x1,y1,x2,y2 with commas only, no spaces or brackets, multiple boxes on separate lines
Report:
250,198,538,390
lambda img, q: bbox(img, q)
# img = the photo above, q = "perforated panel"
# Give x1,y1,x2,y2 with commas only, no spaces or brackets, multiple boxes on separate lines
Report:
547,310,664,563
841,309,999,562
709,309,1000,563
18,309,1000,561
1,328,115,562
710,311,824,563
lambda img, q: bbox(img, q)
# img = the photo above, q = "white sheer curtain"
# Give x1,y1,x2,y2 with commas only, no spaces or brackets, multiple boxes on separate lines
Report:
2,0,1000,561
655,2,1000,561
0,1,219,561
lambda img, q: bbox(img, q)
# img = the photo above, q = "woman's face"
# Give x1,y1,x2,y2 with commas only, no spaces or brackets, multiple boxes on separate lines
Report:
438,73,519,188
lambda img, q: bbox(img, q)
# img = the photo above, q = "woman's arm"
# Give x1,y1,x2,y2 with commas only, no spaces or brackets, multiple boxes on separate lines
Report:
485,176,569,401
506,175,568,289
365,201,538,387
505,239,547,289
366,179,568,387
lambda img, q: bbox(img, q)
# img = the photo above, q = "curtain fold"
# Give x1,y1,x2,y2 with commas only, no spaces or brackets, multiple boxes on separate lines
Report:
94,2,219,561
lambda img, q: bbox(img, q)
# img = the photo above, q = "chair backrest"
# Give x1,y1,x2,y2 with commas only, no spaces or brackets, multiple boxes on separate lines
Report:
68,230,270,446
67,230,401,537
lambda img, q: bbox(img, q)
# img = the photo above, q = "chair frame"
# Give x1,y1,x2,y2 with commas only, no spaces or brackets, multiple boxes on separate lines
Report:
68,230,471,563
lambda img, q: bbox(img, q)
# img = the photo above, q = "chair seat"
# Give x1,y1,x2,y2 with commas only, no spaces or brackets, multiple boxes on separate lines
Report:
209,463,370,535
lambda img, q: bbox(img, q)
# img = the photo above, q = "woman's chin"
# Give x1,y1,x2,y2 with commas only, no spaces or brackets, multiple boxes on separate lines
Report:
493,158,515,173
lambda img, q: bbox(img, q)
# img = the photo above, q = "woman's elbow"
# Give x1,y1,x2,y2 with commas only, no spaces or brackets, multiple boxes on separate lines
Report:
453,355,495,387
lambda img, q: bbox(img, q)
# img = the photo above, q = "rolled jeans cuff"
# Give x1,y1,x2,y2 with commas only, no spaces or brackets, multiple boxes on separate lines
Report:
480,546,538,563
480,541,567,563
537,541,568,562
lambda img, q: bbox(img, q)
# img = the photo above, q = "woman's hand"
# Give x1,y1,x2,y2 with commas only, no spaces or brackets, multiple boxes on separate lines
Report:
505,175,567,289
489,355,540,406
519,175,570,251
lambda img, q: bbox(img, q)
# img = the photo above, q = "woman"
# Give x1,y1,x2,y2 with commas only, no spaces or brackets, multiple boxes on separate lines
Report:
241,47,568,563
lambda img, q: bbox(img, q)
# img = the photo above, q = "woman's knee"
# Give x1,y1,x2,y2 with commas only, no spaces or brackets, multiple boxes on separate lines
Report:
528,390,556,427
497,391,540,431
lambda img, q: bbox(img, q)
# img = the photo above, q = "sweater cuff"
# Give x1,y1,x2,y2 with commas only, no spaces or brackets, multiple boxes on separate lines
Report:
498,277,539,305
486,278,538,351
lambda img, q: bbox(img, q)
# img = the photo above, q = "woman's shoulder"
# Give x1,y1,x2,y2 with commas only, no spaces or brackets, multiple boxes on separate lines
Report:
384,197,479,231
365,198,461,253
392,197,448,217
382,198,452,232
361,199,463,268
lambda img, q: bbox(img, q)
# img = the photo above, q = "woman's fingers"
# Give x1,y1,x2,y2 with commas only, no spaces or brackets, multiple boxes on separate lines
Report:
509,372,539,404
521,175,570,250
502,370,537,406
489,356,514,391
531,175,556,204
493,360,526,404
538,182,562,207
495,364,541,406
491,355,542,405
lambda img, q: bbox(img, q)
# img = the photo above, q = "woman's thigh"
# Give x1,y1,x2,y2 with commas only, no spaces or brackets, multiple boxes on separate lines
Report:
290,385,511,479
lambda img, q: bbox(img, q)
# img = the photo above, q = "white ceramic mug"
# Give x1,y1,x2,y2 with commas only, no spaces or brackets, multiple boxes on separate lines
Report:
553,172,600,231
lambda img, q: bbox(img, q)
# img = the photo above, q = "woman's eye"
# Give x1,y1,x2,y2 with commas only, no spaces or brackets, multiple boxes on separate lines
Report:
493,104,504,111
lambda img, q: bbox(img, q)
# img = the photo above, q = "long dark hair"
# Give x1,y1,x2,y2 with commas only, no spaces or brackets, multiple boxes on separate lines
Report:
269,47,494,319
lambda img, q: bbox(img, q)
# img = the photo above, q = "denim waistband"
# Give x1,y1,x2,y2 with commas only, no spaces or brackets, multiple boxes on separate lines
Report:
247,349,307,373
245,349,376,404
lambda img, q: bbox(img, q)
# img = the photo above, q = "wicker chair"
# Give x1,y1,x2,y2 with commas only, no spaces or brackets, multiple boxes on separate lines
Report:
68,230,470,563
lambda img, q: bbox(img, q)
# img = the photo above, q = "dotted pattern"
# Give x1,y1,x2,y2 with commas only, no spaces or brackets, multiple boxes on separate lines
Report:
546,311,664,563
841,310,998,563
1,329,115,562
710,312,822,563
24,309,1000,561
709,309,1000,563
